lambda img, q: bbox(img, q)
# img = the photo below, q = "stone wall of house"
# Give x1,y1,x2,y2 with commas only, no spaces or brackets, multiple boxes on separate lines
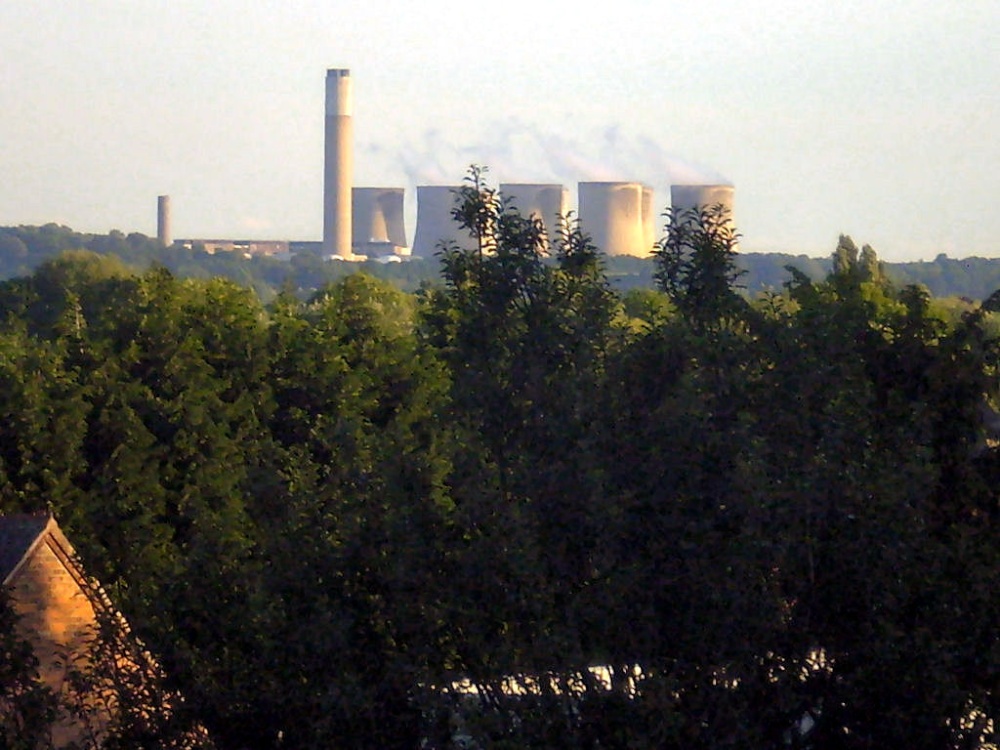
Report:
10,537,97,666
8,534,102,747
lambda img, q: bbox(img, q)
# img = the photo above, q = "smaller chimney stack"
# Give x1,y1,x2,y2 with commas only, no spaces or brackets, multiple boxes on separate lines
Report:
157,195,172,247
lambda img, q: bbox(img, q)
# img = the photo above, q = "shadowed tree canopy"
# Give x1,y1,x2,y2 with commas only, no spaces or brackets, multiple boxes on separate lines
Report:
0,188,998,748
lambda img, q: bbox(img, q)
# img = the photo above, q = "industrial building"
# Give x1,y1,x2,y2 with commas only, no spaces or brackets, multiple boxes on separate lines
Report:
578,182,655,258
670,184,737,243
670,184,735,220
412,185,479,257
352,187,409,257
499,183,568,252
177,239,291,258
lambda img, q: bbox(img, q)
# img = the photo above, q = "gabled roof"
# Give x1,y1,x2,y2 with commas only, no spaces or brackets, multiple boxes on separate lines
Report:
0,512,55,585
0,512,91,599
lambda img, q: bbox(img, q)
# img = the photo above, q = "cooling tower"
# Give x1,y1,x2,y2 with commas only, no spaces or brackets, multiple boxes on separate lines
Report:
323,68,352,258
352,187,407,255
670,184,736,235
499,183,568,251
578,182,651,257
412,186,478,257
157,195,171,247
641,185,656,255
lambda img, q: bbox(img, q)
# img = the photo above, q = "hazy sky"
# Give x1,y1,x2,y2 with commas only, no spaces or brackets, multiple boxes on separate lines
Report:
1,0,996,260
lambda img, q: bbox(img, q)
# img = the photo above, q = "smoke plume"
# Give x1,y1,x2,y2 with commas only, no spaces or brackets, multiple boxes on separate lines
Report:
380,119,727,188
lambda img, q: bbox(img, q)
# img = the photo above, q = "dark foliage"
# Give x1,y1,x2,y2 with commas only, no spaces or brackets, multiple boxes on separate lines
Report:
0,174,998,747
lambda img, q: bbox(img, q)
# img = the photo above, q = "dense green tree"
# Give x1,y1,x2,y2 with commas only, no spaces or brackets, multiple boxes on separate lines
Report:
418,168,641,746
0,326,88,514
654,202,746,331
590,226,1000,748
59,605,215,750
0,199,999,748
249,274,454,748
731,243,1000,749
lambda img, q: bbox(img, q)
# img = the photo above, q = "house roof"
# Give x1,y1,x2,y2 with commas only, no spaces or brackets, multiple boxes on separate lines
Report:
0,512,55,585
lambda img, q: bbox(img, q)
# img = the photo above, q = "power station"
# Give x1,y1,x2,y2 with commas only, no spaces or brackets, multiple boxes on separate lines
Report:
165,68,736,260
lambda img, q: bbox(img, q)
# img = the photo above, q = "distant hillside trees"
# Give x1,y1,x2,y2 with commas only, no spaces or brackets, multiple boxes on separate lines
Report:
2,222,1000,300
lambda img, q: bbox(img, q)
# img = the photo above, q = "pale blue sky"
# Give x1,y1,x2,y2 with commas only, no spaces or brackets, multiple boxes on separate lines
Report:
1,0,996,260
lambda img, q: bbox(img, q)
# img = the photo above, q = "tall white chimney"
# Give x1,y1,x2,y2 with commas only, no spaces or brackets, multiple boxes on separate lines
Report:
323,69,352,258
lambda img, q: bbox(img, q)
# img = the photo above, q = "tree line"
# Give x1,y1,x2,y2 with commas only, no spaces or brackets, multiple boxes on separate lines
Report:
2,221,999,301
1,169,1000,748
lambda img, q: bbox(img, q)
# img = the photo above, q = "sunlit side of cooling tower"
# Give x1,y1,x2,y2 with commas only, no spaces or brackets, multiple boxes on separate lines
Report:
578,182,653,257
411,186,480,257
352,187,408,255
323,69,352,258
499,183,568,251
641,185,656,254
670,185,736,240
